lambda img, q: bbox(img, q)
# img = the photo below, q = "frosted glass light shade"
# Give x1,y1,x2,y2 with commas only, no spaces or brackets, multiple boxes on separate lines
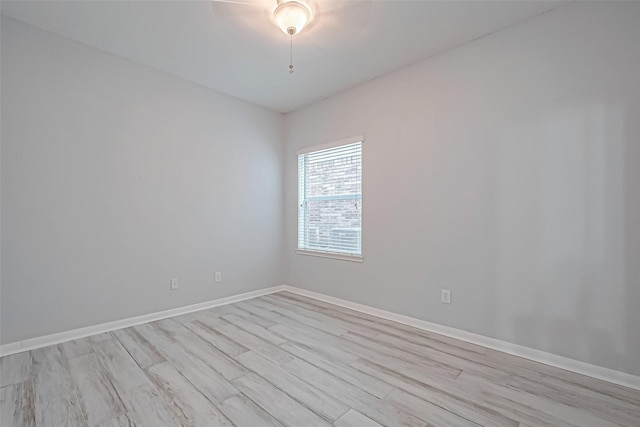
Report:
274,0,311,35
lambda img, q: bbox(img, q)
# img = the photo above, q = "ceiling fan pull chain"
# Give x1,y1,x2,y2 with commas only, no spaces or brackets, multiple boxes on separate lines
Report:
289,32,294,74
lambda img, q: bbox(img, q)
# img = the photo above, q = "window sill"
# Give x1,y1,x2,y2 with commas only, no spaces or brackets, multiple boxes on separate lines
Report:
296,249,364,263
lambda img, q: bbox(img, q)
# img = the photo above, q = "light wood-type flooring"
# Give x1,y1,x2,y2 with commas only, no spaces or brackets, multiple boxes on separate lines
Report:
1,292,639,426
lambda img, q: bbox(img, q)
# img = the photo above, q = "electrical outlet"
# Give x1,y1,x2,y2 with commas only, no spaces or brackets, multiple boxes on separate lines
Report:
215,272,222,283
441,289,451,304
171,278,178,290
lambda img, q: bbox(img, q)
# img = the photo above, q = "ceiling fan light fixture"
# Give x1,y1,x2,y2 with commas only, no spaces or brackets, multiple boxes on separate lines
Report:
274,0,311,35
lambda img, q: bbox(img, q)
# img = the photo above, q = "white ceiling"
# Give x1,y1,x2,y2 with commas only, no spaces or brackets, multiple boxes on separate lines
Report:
1,0,564,112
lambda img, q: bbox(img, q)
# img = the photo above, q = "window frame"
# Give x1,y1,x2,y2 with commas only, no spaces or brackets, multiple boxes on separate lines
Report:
296,135,364,263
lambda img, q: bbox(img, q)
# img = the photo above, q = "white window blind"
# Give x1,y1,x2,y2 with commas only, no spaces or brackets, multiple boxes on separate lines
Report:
298,138,362,260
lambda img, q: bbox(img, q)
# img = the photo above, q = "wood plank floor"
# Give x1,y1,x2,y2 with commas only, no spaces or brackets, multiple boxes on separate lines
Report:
1,291,639,426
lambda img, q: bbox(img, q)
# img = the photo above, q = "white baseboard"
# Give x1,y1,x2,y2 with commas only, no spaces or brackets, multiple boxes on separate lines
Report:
2,283,638,392
0,285,286,357
279,285,640,391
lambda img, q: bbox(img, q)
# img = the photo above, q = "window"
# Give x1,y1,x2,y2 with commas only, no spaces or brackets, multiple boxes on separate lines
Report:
297,136,363,262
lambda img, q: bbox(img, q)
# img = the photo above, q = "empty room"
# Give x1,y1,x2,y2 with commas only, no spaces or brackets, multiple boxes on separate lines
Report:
1,0,639,426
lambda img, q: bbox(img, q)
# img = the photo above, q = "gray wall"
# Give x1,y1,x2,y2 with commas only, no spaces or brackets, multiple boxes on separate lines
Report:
1,17,284,344
2,2,639,378
283,2,640,375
